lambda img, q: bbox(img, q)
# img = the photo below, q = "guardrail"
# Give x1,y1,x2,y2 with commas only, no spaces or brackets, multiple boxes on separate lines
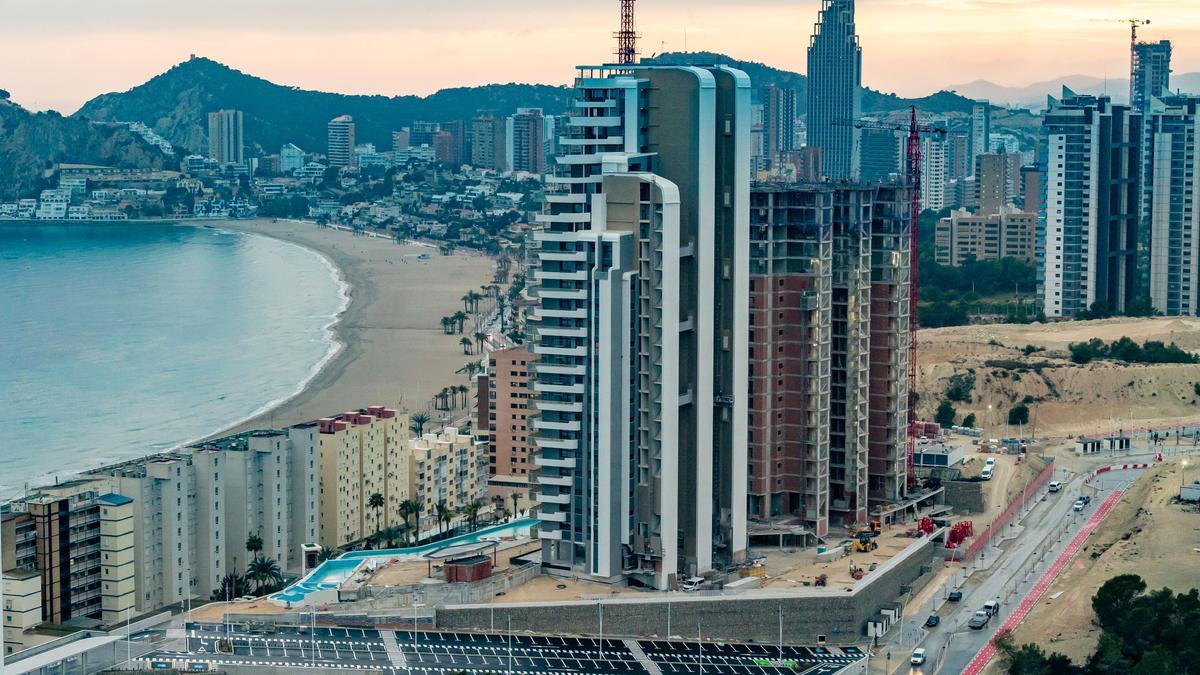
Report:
961,457,1055,561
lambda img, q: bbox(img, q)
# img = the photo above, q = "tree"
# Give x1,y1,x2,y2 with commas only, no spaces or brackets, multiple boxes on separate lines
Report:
460,337,473,354
461,294,472,313
1008,404,1030,426
511,492,522,519
962,413,977,428
463,361,481,381
368,492,385,543
462,500,482,531
246,556,283,595
473,331,488,354
935,400,957,428
245,533,264,561
457,384,471,408
440,317,454,334
214,571,250,601
410,412,431,437
435,501,454,536
452,311,468,333
317,547,338,563
1092,573,1147,631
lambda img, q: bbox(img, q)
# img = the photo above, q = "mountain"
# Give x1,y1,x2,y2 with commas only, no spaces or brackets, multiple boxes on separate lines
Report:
948,73,1200,110
75,57,572,156
0,94,170,201
644,51,979,114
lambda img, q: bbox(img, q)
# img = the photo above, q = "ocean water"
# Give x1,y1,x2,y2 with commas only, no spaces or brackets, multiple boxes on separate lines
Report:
0,223,347,498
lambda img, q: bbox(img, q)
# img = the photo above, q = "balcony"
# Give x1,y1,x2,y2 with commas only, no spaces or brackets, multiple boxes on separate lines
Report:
537,492,571,505
537,474,572,488
538,288,587,301
533,380,585,394
534,362,586,377
536,400,584,413
568,116,621,127
538,250,588,263
534,268,588,281
538,528,564,540
533,418,582,432
532,307,588,321
537,509,569,523
534,454,577,468
534,325,588,339
536,212,591,225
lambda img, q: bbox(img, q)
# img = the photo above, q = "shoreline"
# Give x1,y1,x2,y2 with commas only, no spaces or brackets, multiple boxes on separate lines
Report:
207,218,496,435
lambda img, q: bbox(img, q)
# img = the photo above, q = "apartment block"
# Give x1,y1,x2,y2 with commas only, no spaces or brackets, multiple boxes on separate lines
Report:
471,114,508,171
207,109,244,165
316,408,409,548
327,115,356,168
935,206,1037,267
507,108,546,175
765,85,798,168
477,345,535,499
748,183,912,536
974,153,1013,216
410,427,487,531
2,568,42,655
1040,89,1141,318
531,63,749,589
1146,95,1200,316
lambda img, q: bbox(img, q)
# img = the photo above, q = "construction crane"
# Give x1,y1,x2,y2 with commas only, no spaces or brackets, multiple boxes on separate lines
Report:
842,108,947,493
1091,18,1151,102
615,0,638,64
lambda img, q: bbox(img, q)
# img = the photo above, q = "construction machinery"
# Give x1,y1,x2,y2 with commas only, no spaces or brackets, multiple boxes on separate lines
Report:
849,564,865,581
852,532,878,553
841,110,947,494
850,519,882,538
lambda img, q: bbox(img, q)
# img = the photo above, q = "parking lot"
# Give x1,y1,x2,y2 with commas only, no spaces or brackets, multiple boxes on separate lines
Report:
137,622,864,674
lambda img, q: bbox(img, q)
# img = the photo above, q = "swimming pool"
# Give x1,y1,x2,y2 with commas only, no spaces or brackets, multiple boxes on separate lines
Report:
270,519,536,606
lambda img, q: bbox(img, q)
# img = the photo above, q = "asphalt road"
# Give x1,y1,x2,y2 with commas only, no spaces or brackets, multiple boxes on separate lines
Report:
896,466,1142,674
142,623,863,674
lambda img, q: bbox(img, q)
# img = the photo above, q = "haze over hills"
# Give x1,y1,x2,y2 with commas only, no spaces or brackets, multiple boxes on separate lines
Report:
73,53,980,159
949,73,1200,110
0,93,170,201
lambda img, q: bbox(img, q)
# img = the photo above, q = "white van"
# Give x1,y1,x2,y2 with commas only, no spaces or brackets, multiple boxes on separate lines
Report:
1048,481,1062,493
984,600,1000,616
681,576,704,592
985,457,996,467
980,467,993,481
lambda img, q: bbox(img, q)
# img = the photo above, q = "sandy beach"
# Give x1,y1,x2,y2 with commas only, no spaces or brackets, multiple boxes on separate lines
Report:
215,219,496,433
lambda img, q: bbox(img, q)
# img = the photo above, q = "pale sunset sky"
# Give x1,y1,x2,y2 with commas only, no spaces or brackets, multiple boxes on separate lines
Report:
5,0,1199,112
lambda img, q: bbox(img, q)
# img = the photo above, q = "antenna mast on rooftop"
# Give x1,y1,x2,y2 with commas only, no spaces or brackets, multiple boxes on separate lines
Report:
616,0,639,64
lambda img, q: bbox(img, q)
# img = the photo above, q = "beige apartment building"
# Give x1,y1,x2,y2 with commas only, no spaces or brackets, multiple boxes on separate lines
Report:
409,427,487,532
935,205,1037,267
2,569,42,655
476,345,534,500
316,407,410,547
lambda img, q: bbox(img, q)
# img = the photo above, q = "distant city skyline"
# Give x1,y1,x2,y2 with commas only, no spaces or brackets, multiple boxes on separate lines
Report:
4,0,1200,112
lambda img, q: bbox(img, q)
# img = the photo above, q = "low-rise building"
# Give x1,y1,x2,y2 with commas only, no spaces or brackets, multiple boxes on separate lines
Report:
410,427,487,532
934,205,1037,267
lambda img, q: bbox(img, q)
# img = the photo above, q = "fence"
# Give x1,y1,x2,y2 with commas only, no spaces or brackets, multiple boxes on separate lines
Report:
961,457,1055,560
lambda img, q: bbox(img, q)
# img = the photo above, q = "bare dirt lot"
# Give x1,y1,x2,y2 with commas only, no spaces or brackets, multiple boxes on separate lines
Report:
917,317,1200,440
1007,459,1200,663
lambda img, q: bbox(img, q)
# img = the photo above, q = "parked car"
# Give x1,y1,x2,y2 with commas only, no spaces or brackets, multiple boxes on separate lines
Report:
1048,481,1063,493
924,615,941,627
968,610,991,630
911,648,927,665
1080,494,1092,505
984,600,1000,616
947,590,963,602
1073,499,1085,512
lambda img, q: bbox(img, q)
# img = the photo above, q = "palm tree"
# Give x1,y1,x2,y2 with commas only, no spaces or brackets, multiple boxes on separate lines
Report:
380,526,400,549
440,317,454,334
214,571,250,601
473,331,488,354
511,492,522,519
245,533,264,561
461,294,472,313
247,556,283,595
410,412,431,437
435,501,454,537
462,500,482,532
317,547,338,563
463,361,481,381
452,311,467,333
460,337,473,354
400,499,423,544
368,492,385,544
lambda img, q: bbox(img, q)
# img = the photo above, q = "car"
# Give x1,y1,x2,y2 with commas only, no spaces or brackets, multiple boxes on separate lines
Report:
911,648,927,665
984,600,1000,616
968,610,991,630
681,576,704,592
1048,481,1062,493
980,468,993,481
1080,494,1092,505
985,457,996,466
924,615,941,627
947,590,963,602
1073,499,1085,511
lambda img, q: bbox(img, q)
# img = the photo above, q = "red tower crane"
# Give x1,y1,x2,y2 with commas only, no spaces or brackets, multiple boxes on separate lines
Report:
616,0,638,64
846,107,946,493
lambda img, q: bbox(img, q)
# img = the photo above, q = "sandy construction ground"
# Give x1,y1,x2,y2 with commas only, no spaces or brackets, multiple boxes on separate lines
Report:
917,317,1200,440
1007,459,1200,663
213,219,495,432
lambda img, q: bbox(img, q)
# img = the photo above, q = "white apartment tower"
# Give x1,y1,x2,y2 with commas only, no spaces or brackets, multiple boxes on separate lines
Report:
1146,95,1200,316
532,64,750,589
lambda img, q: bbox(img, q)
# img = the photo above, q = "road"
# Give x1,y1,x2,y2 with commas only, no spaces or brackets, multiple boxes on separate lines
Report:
886,465,1142,674
141,622,865,674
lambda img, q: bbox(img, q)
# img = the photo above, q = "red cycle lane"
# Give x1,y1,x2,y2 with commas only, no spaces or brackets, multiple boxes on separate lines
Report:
961,489,1126,675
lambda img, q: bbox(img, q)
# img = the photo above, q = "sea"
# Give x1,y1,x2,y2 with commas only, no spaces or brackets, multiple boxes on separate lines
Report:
0,222,348,499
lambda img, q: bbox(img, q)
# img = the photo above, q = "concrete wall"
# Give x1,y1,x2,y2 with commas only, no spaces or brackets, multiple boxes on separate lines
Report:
435,537,943,645
943,480,985,514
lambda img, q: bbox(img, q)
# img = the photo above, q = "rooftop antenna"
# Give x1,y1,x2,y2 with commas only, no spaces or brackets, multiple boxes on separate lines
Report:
615,0,639,65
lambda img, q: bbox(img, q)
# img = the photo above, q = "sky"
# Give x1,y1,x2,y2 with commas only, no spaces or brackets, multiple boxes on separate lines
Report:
4,0,1199,113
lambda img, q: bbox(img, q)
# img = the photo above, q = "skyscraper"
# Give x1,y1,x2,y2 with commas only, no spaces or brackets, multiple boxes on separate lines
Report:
327,115,356,168
974,153,1011,216
507,108,546,175
858,127,901,184
1133,40,1172,287
207,109,244,165
765,85,798,168
807,0,862,181
1145,95,1200,316
531,64,750,589
969,101,991,172
920,133,948,212
1039,89,1141,318
471,113,507,171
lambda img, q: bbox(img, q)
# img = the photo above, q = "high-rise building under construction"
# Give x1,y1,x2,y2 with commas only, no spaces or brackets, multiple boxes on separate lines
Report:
747,183,911,537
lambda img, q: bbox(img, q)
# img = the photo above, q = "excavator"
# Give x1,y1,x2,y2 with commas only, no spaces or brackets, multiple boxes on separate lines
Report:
851,531,879,553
